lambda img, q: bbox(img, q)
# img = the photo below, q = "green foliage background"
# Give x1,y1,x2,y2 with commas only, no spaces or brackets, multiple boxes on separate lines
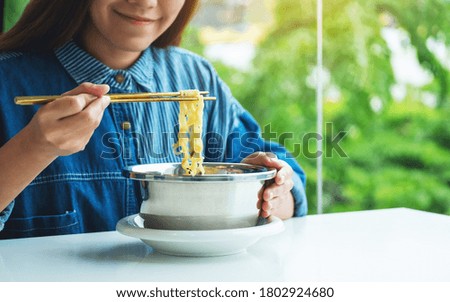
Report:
184,0,450,215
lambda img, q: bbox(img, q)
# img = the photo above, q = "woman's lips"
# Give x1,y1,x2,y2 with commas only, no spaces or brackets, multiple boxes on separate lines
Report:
115,11,156,25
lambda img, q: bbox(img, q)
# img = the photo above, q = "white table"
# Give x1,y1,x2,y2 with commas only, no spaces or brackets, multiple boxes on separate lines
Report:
0,208,449,282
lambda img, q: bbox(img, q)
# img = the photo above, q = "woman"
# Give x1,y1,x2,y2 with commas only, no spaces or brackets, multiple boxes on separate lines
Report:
0,0,307,239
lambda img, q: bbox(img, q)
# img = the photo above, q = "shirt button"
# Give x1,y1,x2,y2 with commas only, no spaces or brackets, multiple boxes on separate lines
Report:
115,73,125,83
122,121,131,130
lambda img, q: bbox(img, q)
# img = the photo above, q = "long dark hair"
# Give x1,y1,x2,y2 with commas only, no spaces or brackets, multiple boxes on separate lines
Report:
0,0,199,52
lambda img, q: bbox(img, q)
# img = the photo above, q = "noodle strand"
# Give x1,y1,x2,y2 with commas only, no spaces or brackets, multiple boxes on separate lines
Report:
172,90,205,176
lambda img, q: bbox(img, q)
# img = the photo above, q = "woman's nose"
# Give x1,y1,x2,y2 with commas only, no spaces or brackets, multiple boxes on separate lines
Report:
127,0,158,8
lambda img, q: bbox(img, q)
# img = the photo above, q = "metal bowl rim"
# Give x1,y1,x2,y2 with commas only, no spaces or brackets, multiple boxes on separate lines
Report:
122,162,276,182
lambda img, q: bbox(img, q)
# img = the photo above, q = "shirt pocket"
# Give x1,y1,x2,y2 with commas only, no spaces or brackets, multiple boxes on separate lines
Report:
1,210,80,239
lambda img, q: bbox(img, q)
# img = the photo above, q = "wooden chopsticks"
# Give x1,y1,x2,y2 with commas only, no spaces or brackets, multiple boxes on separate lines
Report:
15,91,216,105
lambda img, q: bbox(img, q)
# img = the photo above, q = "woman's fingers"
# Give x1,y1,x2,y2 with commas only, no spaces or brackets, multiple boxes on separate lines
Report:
62,82,110,98
51,96,110,153
243,152,296,219
29,83,111,156
242,151,278,167
263,178,294,200
58,96,110,128
44,83,110,119
271,159,293,185
44,94,99,119
259,197,276,218
257,177,294,219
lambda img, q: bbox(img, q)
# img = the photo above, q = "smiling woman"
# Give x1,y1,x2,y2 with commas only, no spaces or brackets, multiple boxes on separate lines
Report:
83,0,187,68
0,0,198,52
0,0,307,239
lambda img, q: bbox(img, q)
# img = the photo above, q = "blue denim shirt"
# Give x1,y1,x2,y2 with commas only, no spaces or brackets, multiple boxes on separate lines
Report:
0,41,307,239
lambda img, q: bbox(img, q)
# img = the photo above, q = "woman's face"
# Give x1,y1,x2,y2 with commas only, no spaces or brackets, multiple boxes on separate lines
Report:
83,0,185,67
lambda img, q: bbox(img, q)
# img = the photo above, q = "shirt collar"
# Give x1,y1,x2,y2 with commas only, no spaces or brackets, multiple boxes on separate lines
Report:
54,40,153,91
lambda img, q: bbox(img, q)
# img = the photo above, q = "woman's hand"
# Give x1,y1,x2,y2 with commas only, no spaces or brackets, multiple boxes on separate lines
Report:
25,82,111,157
242,152,295,219
0,83,111,210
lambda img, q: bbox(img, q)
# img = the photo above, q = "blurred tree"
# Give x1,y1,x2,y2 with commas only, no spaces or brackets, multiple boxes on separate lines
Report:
186,0,450,215
375,0,449,108
2,0,29,32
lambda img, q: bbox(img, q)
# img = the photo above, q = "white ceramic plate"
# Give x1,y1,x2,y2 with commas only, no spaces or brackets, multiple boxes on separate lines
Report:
116,214,284,257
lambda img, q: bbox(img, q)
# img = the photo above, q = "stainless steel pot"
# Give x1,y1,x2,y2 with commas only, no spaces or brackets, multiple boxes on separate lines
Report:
123,163,276,230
